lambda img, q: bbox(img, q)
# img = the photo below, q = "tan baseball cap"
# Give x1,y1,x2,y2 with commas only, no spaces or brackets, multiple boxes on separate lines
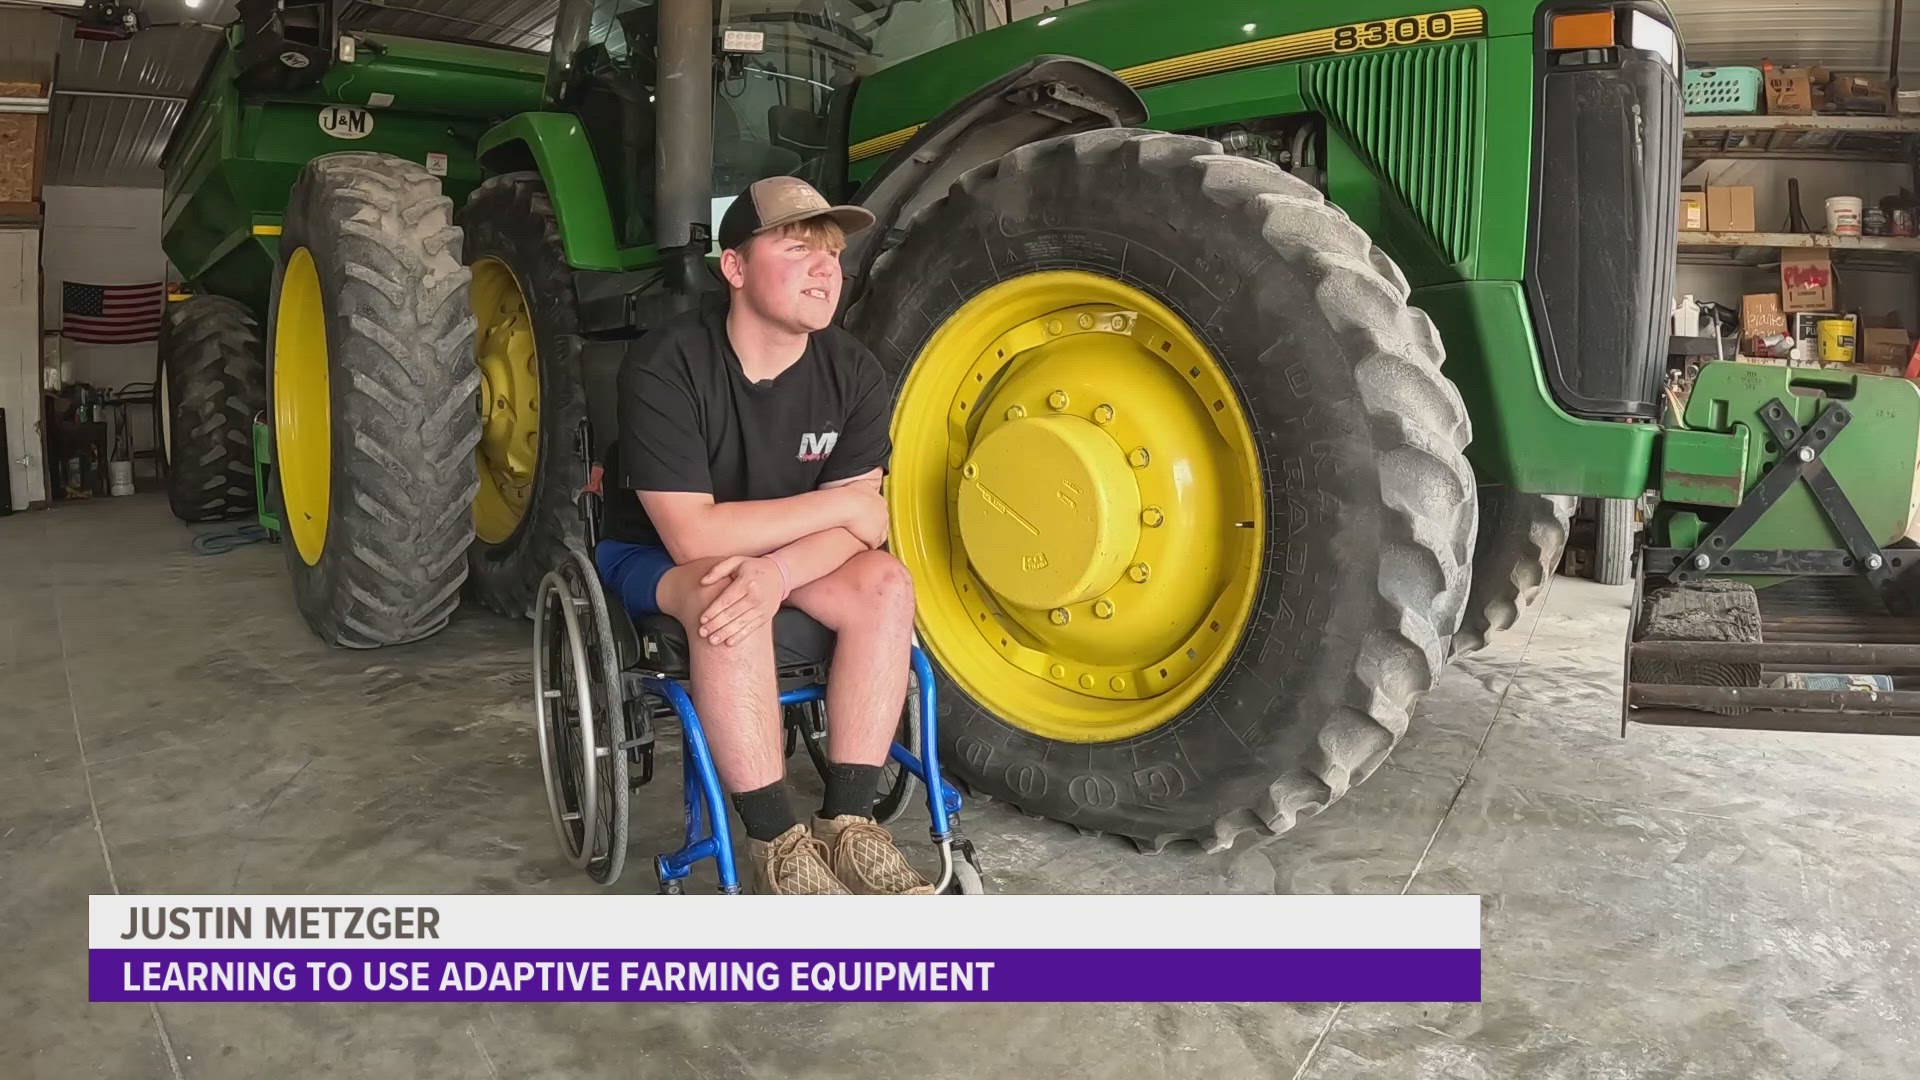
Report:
716,176,874,250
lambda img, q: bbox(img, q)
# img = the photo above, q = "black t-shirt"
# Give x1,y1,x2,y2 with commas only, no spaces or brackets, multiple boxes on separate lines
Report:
603,305,892,548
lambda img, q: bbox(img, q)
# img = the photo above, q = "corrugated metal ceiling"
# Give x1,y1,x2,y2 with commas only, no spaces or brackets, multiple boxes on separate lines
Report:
29,0,1920,189
1672,0,1920,79
39,0,558,188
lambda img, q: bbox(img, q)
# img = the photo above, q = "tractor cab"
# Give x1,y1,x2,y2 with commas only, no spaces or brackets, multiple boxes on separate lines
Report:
548,0,987,251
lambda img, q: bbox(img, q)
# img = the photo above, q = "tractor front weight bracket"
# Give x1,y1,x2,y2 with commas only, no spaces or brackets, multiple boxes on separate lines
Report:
1646,397,1907,603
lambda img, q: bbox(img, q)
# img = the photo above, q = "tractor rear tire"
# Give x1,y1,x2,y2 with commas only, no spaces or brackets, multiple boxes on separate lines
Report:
1452,487,1574,656
268,153,480,648
160,295,263,523
849,129,1476,852
1595,497,1635,587
460,172,587,618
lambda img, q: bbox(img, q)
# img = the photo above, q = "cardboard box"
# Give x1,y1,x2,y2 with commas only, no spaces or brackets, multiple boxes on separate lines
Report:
1679,190,1706,231
1862,328,1910,366
1742,293,1788,337
1781,248,1834,311
1766,67,1815,114
1706,185,1756,232
1826,72,1890,114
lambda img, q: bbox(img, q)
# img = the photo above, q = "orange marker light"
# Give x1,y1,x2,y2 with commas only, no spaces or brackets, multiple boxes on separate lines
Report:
1550,10,1616,50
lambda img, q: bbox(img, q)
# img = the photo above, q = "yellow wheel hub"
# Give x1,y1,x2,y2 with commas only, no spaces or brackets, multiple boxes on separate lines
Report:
890,271,1264,743
273,247,330,567
958,414,1140,612
471,257,539,545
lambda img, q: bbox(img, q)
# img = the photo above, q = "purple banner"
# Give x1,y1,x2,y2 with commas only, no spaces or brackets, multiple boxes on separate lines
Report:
92,949,1479,1003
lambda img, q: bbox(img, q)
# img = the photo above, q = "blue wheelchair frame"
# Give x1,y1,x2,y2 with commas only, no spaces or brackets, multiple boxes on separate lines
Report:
644,647,964,893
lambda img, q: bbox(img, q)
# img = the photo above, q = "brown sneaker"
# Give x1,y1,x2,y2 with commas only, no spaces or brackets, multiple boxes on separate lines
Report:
813,815,935,895
745,824,850,895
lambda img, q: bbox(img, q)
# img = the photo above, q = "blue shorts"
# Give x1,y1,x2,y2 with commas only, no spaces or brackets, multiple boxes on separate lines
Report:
594,540,677,616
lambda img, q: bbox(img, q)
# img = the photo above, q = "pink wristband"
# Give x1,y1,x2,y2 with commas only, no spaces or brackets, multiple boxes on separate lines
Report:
767,554,792,599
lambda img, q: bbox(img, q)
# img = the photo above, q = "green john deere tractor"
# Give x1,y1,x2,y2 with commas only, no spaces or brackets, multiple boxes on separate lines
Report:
160,0,1920,851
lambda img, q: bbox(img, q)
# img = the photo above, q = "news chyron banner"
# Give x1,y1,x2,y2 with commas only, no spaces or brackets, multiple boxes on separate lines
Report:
92,895,1481,1003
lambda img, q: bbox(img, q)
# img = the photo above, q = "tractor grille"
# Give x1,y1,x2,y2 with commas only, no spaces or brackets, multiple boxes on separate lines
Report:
1302,41,1482,266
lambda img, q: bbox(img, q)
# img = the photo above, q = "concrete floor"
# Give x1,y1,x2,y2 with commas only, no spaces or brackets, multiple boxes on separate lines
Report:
5,493,1919,1078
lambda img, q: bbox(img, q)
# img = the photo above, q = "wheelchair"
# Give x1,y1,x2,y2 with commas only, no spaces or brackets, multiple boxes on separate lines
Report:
529,428,985,894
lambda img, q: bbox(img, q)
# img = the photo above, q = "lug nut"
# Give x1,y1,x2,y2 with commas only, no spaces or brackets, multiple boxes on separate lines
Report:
1867,553,1885,570
1046,319,1063,336
1077,313,1095,330
1093,599,1115,619
1692,553,1711,570
962,462,979,479
1079,674,1095,689
1050,664,1066,679
1048,390,1070,411
1092,403,1115,425
1110,676,1127,692
1128,562,1151,583
1128,447,1151,468
1797,446,1816,462
1108,314,1128,331
1005,404,1026,420
1141,506,1164,528
1049,608,1070,625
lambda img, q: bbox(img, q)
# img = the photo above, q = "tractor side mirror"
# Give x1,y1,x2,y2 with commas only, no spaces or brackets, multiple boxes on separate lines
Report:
769,106,827,155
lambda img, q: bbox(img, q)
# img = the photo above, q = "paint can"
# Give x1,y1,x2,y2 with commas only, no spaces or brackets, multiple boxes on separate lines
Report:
1826,196,1864,236
1817,318,1856,363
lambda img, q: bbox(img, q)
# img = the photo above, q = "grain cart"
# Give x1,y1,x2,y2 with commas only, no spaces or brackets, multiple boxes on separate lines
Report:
169,0,1920,851
157,1,543,535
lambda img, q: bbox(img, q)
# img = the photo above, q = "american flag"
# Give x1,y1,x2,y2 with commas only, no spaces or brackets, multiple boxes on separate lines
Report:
62,281,165,345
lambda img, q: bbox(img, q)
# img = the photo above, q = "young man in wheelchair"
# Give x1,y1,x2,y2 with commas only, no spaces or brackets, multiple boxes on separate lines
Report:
595,177,931,895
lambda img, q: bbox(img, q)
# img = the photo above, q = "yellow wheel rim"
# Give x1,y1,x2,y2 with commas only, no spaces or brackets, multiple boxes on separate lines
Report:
890,271,1264,743
471,257,540,544
274,247,330,567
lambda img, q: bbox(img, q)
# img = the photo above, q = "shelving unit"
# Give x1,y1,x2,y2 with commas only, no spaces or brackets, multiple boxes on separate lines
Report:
1684,114,1920,164
1680,115,1920,272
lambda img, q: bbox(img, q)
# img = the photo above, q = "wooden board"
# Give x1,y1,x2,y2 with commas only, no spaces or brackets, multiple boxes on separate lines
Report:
0,81,46,205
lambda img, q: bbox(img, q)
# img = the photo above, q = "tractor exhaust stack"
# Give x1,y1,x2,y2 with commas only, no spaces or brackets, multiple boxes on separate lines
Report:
656,0,716,306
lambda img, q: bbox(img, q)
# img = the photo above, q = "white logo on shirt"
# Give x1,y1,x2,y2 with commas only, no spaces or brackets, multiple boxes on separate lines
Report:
797,431,839,462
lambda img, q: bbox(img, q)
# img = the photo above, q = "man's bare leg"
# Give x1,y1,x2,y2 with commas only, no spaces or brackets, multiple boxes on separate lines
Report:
786,549,916,767
784,548,930,893
654,558,782,792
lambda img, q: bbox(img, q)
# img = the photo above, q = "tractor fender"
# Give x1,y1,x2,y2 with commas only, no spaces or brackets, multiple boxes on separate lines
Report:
476,113,626,272
838,55,1146,315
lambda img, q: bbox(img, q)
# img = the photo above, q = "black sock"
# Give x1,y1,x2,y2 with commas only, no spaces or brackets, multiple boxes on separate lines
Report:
819,761,884,821
731,781,798,842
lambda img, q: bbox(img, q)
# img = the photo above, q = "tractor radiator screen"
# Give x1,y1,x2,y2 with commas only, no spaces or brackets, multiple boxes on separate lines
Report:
1525,10,1682,420
1303,41,1482,266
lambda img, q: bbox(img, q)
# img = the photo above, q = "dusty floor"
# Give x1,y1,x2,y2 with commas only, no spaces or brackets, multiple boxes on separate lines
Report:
4,493,1918,1078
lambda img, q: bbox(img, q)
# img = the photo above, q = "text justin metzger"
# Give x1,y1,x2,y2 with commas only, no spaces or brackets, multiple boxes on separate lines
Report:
117,905,440,940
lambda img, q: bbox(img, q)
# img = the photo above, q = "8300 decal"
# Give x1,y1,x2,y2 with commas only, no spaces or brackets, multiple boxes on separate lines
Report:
1332,11,1471,53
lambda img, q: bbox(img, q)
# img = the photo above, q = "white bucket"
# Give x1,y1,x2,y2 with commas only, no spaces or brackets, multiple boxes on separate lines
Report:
109,460,134,497
1898,88,1920,114
1826,196,1864,236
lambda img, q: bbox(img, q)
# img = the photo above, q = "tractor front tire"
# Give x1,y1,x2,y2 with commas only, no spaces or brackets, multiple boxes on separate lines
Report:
160,295,263,522
460,172,587,618
1453,487,1574,656
268,153,480,648
850,129,1476,851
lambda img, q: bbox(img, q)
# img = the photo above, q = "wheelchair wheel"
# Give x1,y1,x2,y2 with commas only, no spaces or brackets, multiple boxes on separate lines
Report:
800,671,921,825
947,860,986,895
532,546,630,885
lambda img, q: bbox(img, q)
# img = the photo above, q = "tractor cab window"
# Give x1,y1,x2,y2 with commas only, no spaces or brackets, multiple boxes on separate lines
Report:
572,0,661,249
564,0,983,249
715,0,984,195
